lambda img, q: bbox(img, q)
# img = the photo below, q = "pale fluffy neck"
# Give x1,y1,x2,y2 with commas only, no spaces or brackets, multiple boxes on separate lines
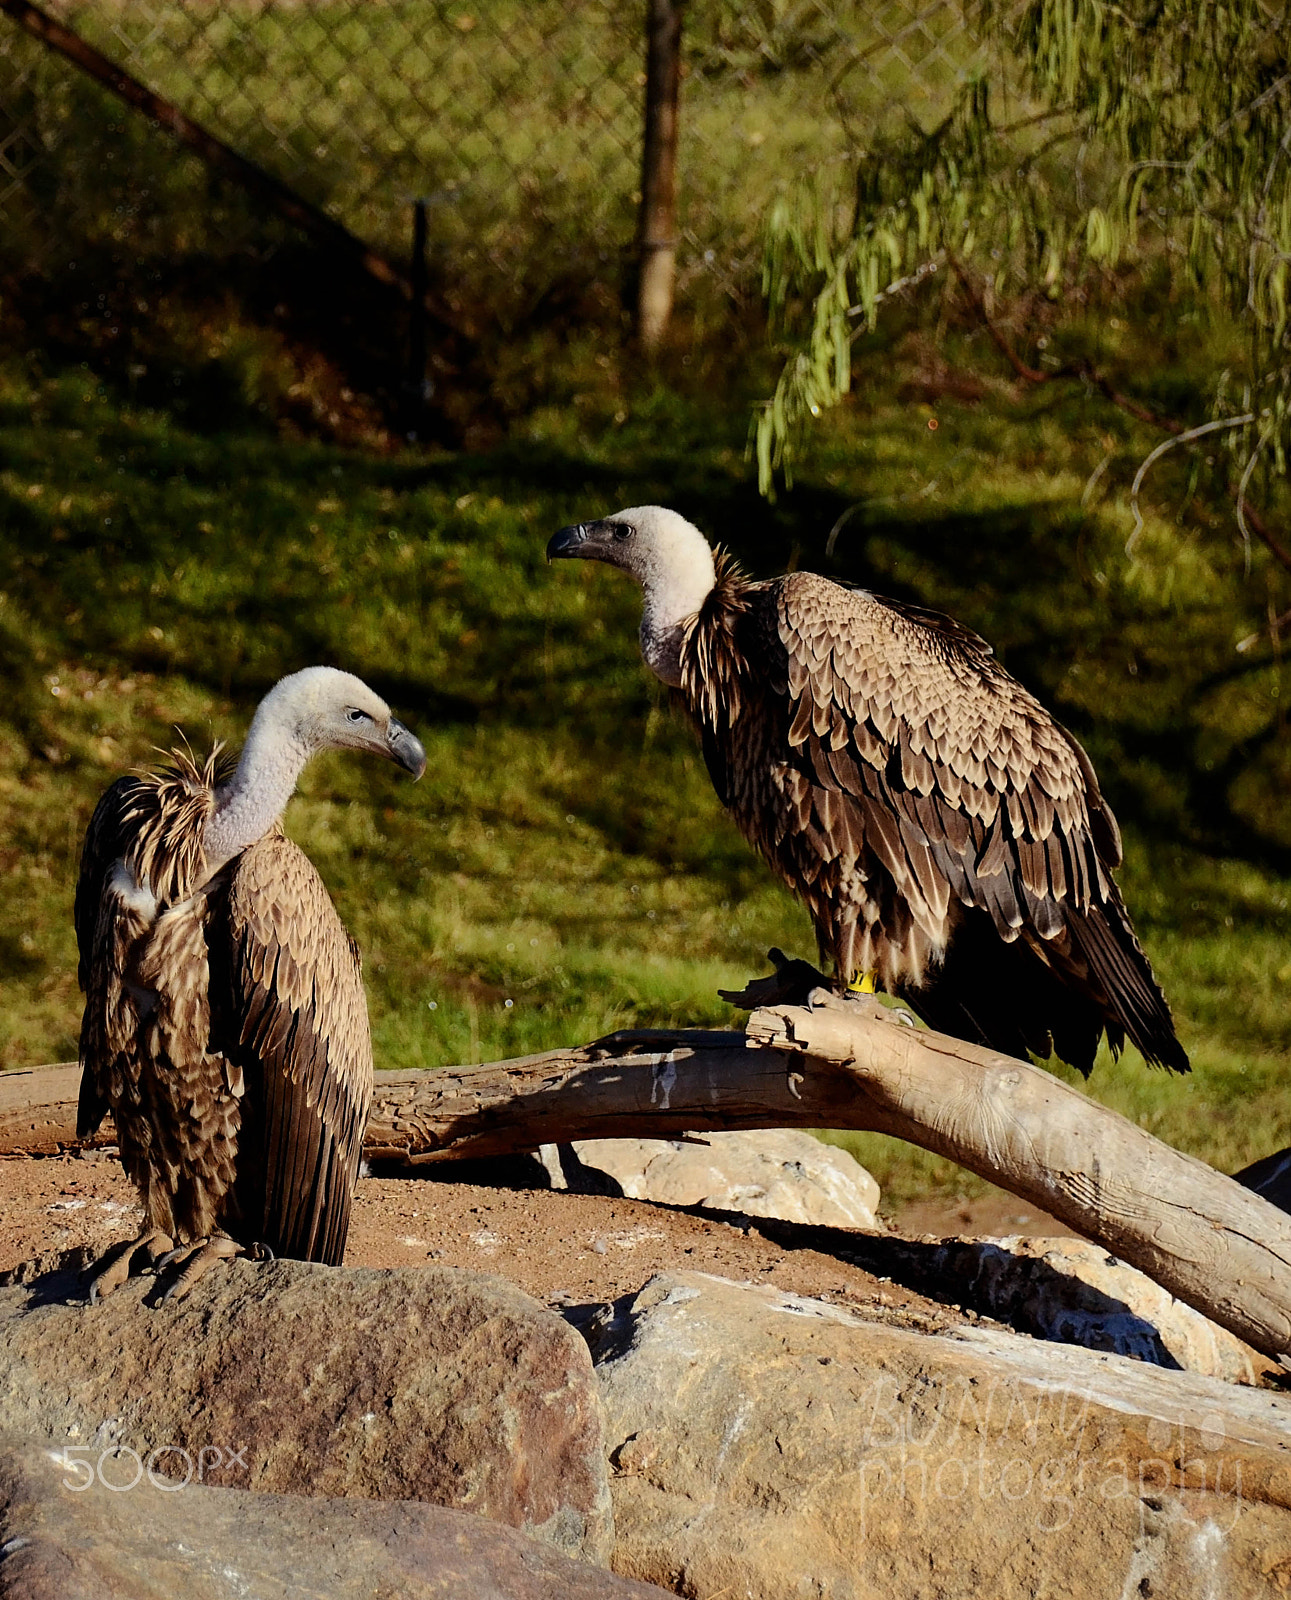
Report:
201,703,310,870
638,543,716,688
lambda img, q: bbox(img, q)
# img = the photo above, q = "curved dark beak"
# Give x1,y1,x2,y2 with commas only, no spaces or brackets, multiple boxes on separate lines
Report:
387,718,427,780
547,523,591,562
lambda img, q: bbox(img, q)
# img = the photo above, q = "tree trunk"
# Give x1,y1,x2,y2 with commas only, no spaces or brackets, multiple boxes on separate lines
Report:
636,0,683,351
744,992,1291,1363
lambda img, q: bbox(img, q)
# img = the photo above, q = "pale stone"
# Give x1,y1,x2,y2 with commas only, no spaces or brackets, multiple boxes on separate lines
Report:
923,1235,1268,1383
592,1271,1291,1600
570,1129,880,1230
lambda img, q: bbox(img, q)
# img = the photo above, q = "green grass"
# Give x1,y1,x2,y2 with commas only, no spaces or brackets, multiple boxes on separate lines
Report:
2,330,1289,1208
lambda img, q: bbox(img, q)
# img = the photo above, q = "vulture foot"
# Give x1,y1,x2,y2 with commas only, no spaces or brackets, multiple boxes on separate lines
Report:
156,1234,272,1303
85,1228,174,1303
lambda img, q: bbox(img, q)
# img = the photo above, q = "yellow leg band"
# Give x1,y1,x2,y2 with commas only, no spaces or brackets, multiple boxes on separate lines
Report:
848,970,878,995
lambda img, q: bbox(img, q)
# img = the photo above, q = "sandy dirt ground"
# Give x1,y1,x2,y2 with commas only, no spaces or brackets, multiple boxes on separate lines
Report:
0,1147,1073,1322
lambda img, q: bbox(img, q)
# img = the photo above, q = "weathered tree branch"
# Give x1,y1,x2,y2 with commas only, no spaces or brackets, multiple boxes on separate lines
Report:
364,1028,857,1160
0,1064,86,1155
746,992,1291,1362
0,1035,851,1161
10,995,1291,1358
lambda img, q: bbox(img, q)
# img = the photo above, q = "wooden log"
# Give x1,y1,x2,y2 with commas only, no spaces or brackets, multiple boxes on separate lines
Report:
0,1032,856,1159
0,1064,89,1155
362,1029,863,1162
9,997,1291,1360
746,991,1291,1363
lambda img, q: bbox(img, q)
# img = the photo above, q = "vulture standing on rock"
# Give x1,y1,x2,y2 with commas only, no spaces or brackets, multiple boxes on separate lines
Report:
75,667,426,1302
548,506,1188,1077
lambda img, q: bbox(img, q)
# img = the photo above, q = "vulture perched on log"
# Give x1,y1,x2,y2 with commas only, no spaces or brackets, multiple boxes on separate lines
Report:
75,667,426,1301
548,506,1188,1076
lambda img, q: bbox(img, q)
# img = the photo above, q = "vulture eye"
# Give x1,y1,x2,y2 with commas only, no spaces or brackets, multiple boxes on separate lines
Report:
612,523,634,541
345,708,369,724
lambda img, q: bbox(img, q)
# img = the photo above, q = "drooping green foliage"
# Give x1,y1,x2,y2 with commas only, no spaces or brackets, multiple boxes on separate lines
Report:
758,0,1291,494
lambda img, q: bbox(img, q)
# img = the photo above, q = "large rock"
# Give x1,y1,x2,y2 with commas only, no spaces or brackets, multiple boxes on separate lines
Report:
920,1235,1267,1383
0,1259,612,1564
568,1130,880,1230
0,1436,668,1600
1235,1146,1291,1215
592,1271,1291,1600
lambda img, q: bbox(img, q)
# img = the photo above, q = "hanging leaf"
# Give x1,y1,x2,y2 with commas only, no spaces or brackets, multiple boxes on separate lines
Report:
760,0,1291,500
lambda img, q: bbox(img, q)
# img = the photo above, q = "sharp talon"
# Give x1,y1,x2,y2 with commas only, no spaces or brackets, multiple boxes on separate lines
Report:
159,1234,250,1303
787,1071,804,1100
89,1230,261,1306
143,1237,172,1271
156,1242,201,1274
85,1229,174,1304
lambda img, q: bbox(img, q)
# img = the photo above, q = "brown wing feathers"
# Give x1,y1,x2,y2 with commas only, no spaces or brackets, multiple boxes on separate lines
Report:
683,560,1187,1075
76,751,374,1264
214,831,373,1264
74,754,236,1237
75,776,144,1140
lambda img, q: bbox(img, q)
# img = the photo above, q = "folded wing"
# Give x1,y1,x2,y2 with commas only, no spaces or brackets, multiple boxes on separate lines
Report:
212,831,374,1263
770,572,1186,1073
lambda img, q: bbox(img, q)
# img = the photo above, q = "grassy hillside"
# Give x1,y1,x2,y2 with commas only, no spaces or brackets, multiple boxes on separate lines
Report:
2,336,1288,1204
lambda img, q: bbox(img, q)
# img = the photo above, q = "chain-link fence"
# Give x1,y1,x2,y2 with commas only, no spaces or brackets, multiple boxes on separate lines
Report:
0,0,990,328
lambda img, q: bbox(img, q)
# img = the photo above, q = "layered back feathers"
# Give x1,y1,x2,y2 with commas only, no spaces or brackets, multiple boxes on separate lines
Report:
678,555,1186,1075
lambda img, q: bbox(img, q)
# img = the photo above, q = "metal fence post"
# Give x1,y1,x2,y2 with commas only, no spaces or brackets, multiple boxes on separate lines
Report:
636,0,683,352
403,196,432,439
